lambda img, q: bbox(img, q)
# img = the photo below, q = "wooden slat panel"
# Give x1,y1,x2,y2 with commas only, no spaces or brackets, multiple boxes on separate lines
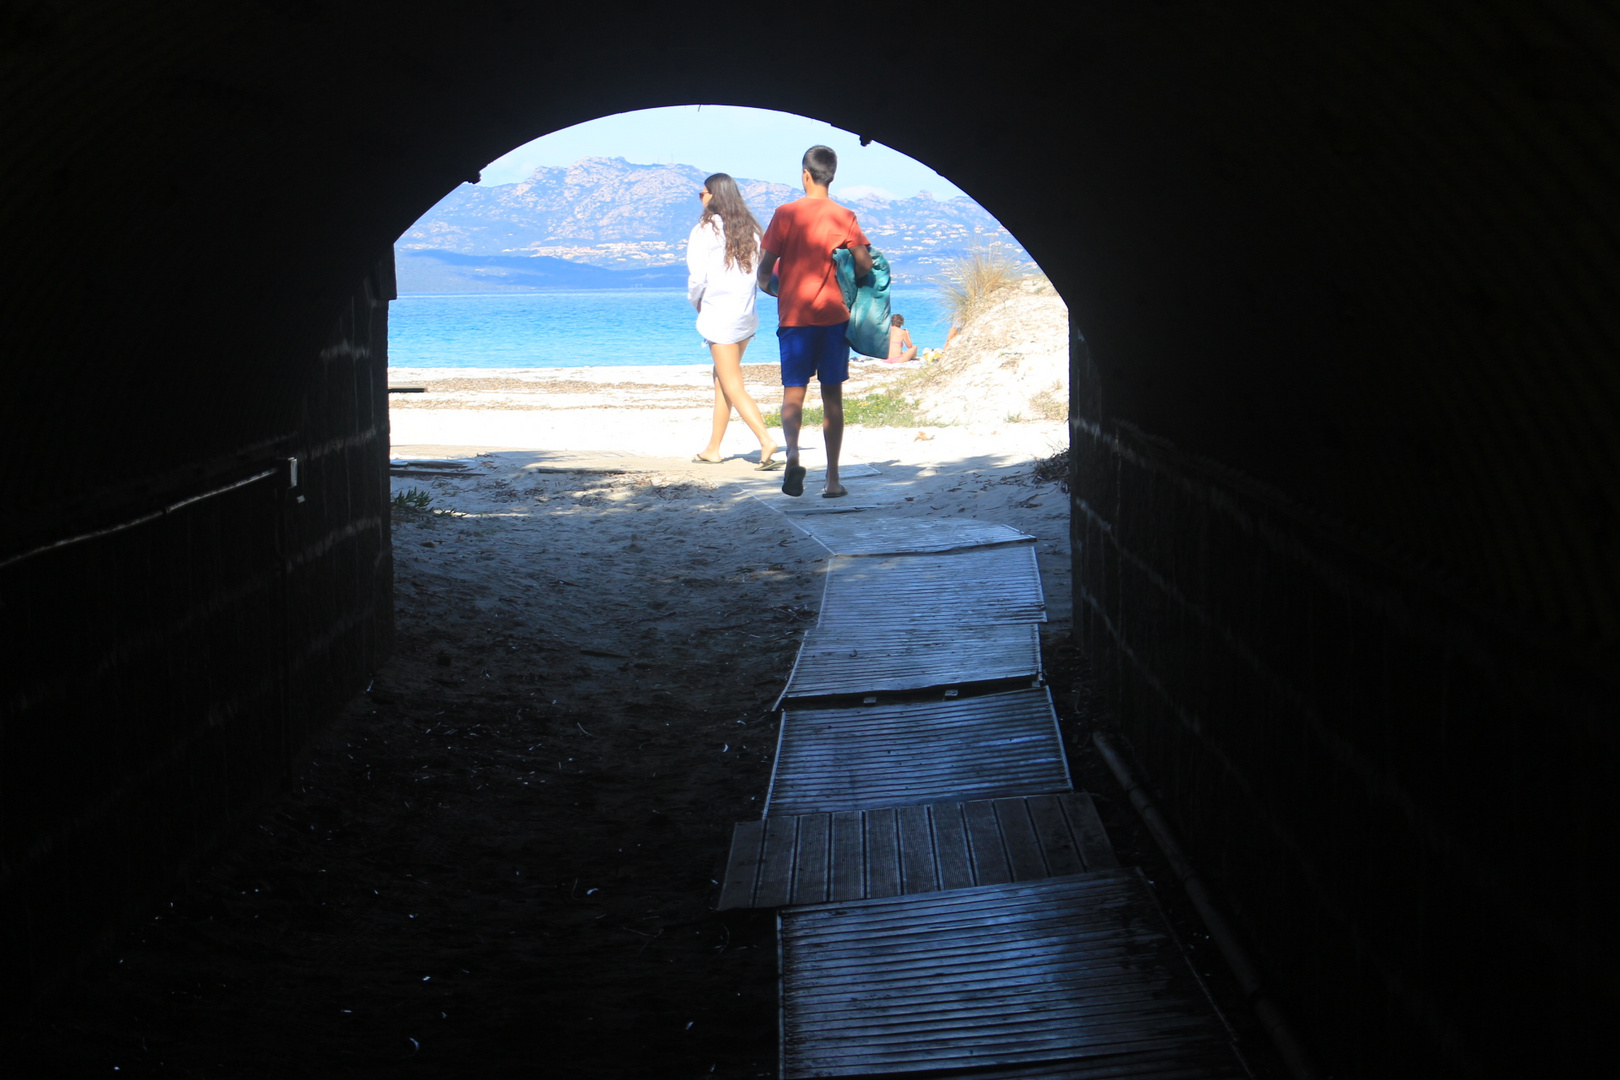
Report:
994,797,1049,881
779,622,1042,703
1066,792,1120,870
864,807,902,899
931,801,977,891
796,518,1034,556
829,811,866,902
719,794,1123,909
963,799,1012,885
1026,794,1086,877
753,815,800,909
791,813,832,906
768,689,1071,816
896,804,938,894
915,1046,1253,1079
780,870,1246,1078
717,819,766,910
816,546,1047,631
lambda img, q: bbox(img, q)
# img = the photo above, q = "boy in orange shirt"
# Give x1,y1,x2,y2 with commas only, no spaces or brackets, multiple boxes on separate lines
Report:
756,145,872,498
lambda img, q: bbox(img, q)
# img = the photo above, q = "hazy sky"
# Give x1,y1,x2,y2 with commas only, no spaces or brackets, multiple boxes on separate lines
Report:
478,105,969,202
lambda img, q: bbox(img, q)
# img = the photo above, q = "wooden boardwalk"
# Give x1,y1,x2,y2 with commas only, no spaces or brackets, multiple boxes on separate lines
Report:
722,518,1250,1078
779,871,1249,1079
719,793,1117,910
766,690,1072,815
816,546,1048,630
777,622,1042,704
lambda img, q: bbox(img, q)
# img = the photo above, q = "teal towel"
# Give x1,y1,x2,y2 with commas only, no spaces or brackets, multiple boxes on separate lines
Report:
833,247,892,358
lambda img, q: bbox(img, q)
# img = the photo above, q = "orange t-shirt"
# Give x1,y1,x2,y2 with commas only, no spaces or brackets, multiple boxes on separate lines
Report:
760,197,871,327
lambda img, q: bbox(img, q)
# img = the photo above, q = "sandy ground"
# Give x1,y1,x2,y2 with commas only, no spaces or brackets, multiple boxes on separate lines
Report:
911,278,1070,426
9,377,1286,1078
385,360,1019,460
6,381,1070,1079
384,363,1073,639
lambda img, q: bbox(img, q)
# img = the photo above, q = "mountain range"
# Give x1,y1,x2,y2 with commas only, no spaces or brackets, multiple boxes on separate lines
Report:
395,157,1028,292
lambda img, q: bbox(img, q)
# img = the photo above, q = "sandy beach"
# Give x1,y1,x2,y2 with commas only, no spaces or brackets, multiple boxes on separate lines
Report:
385,360,1074,665
388,362,1066,473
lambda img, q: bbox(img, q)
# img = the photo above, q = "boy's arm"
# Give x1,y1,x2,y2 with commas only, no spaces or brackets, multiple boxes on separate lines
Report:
756,249,778,292
845,213,873,277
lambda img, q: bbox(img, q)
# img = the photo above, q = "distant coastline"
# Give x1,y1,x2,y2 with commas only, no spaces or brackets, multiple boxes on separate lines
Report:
395,156,1031,295
397,249,687,293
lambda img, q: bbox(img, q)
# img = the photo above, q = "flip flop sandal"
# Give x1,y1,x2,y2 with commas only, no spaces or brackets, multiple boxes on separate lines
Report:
781,464,806,497
755,459,784,471
691,455,724,464
822,489,848,499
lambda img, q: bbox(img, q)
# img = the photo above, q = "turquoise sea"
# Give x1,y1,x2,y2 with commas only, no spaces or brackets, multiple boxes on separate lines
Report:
388,287,952,369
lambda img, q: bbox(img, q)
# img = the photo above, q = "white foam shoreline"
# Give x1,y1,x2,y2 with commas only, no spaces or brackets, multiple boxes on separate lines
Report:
386,358,926,386
388,363,719,386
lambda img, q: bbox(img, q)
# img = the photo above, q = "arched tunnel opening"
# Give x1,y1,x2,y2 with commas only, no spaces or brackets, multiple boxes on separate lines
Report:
252,108,1084,1076
3,6,1617,1078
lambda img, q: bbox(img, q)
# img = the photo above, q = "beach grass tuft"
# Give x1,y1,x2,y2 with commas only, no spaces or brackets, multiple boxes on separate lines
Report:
936,246,1029,326
763,390,930,428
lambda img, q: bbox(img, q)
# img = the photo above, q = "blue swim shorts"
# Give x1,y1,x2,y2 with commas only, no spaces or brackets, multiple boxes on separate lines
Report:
777,323,850,387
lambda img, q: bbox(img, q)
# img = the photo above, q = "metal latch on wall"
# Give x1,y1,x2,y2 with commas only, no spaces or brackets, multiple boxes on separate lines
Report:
288,456,304,503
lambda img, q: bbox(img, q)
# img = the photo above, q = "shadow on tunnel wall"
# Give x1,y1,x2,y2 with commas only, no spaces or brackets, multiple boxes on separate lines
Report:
0,262,395,1008
1,4,1616,1076
1071,338,1615,1076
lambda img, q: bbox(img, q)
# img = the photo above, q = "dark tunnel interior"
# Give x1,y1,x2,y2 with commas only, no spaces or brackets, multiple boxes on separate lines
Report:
2,3,1617,1076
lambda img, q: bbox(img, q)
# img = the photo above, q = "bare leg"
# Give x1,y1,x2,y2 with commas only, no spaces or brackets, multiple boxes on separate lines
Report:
778,384,810,496
709,339,777,463
821,382,845,496
781,385,807,466
696,367,729,462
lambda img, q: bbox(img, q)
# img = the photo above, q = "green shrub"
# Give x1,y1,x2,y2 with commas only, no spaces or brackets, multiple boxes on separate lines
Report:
391,487,434,511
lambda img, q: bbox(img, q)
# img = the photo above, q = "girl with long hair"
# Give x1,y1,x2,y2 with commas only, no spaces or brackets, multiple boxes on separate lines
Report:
686,172,779,467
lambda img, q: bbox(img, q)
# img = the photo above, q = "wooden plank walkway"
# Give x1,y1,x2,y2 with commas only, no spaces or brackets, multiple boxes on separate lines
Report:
816,546,1046,630
719,793,1117,910
778,870,1248,1079
795,517,1035,556
766,689,1071,816
777,622,1042,705
723,512,1250,1078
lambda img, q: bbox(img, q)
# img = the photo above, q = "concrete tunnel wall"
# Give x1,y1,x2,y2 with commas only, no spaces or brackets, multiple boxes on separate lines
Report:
0,2,1614,1075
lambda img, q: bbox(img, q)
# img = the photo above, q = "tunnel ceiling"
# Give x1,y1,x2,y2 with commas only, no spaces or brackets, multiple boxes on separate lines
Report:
2,0,1617,650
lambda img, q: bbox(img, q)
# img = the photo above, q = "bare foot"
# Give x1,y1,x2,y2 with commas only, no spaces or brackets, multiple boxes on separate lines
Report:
823,484,848,499
758,439,779,465
692,450,724,464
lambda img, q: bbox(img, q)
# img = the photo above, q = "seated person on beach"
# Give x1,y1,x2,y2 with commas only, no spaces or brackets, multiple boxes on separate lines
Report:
886,314,917,364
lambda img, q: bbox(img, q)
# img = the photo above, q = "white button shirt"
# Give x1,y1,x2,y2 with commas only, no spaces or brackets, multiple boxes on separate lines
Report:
686,217,760,346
